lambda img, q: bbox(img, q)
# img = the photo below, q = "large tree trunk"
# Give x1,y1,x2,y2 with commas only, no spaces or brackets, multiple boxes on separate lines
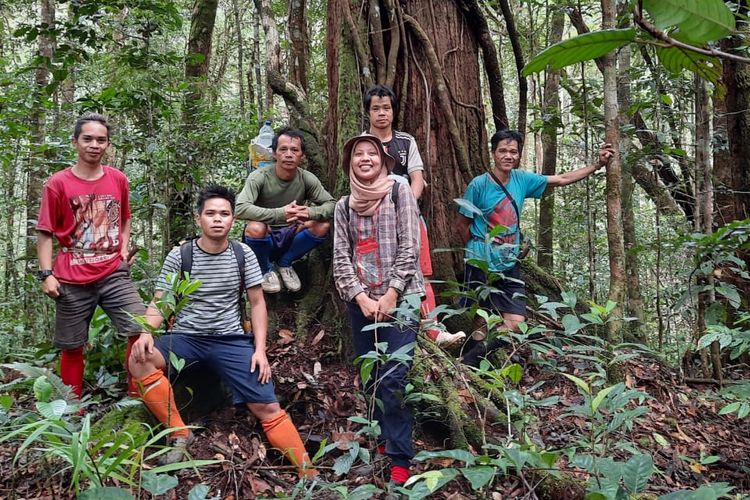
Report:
397,1,489,280
168,0,219,245
537,9,564,271
601,0,625,342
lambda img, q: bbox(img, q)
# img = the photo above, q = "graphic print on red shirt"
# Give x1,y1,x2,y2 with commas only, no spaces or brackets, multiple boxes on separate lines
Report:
68,194,122,265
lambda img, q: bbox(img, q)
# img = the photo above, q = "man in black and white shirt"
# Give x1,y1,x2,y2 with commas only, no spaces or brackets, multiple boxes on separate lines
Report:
364,85,465,348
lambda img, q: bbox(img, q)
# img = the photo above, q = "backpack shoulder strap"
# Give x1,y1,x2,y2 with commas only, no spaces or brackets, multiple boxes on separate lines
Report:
391,181,400,208
179,239,193,277
344,195,351,222
229,240,246,290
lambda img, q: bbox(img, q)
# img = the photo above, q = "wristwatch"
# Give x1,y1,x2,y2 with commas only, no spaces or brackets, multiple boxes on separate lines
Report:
36,269,54,282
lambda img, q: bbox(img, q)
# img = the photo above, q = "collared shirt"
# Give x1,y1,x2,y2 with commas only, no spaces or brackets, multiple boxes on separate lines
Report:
333,182,425,302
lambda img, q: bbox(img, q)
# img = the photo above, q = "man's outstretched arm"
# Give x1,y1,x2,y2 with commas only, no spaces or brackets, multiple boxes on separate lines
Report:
547,143,614,188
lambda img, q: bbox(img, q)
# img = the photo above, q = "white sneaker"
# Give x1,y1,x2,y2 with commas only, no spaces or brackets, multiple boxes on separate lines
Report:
278,266,301,292
262,271,281,293
435,329,467,348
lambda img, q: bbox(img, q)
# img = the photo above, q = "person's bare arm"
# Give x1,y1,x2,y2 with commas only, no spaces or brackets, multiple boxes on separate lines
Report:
456,214,472,246
547,143,614,188
247,285,272,384
408,170,425,200
37,231,60,298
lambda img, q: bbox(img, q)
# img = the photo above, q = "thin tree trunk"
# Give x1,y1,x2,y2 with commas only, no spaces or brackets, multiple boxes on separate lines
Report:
537,9,564,271
232,0,246,117
459,0,509,131
26,0,55,264
498,0,527,135
170,0,218,244
618,42,645,342
252,5,263,119
254,0,278,113
601,0,625,342
324,0,343,187
288,0,309,93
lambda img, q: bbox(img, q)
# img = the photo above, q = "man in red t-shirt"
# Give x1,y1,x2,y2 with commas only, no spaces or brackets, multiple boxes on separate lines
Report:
36,113,145,398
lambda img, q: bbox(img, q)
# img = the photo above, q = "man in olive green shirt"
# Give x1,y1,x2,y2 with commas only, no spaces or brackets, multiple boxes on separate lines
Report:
236,127,335,293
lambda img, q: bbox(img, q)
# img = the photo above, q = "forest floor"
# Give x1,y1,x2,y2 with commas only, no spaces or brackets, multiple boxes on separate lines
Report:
1,320,749,499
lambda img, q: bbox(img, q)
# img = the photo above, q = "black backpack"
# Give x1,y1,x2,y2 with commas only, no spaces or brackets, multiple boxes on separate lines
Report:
176,238,250,332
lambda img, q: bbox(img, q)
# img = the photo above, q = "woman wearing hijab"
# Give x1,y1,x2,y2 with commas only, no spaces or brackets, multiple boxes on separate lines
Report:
333,134,425,486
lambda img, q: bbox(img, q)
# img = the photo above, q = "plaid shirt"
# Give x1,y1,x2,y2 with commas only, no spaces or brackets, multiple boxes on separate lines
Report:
333,182,425,302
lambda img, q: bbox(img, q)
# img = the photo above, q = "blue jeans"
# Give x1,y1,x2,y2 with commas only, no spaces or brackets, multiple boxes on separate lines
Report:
347,302,416,467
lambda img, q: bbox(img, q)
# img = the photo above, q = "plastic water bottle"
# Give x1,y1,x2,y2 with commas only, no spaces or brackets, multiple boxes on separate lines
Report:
250,120,274,170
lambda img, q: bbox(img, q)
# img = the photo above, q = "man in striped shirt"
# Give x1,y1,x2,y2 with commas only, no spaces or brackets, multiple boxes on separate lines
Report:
128,185,316,477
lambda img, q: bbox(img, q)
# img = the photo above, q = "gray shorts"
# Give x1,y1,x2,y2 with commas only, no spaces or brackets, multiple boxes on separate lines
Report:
53,262,146,349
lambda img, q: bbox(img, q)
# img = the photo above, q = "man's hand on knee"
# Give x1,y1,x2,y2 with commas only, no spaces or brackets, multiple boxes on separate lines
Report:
130,332,155,364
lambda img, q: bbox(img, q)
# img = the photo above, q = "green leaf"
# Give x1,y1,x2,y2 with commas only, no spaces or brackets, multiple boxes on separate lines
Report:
562,314,583,335
653,432,670,448
414,449,476,465
187,484,212,500
561,291,577,308
333,452,354,476
501,363,523,384
36,400,67,419
591,385,618,414
715,285,741,309
405,469,458,492
523,29,636,76
738,402,750,419
656,46,721,85
454,198,484,217
79,487,135,500
141,471,178,496
658,482,735,500
642,0,735,44
562,373,590,395
169,352,185,373
33,376,53,403
718,401,741,415
346,484,383,500
460,466,496,490
622,454,654,494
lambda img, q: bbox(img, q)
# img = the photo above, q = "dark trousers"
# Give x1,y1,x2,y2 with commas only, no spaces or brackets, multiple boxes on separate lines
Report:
347,302,416,467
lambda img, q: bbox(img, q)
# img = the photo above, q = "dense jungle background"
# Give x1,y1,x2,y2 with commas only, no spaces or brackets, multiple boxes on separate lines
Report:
1,0,750,498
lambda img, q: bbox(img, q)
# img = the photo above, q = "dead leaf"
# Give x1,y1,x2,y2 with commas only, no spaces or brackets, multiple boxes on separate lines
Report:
625,373,636,389
313,361,322,377
690,462,704,474
332,430,357,450
228,432,240,449
277,329,295,345
312,329,325,345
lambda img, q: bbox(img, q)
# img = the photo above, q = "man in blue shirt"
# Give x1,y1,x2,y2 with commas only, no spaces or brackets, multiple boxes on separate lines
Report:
456,129,613,366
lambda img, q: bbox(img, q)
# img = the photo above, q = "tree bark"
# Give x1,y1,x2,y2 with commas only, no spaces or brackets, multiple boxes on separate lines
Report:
458,0,509,131
231,0,246,117
618,42,645,342
26,0,55,264
498,0,527,134
601,0,625,342
288,0,309,93
537,9,564,271
168,0,219,245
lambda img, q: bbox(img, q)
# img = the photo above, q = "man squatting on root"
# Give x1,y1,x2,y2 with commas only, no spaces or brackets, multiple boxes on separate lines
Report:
457,129,614,366
236,127,335,294
128,185,317,476
37,112,145,398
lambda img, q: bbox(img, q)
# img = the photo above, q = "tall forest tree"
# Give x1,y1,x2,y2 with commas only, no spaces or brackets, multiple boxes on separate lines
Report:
168,0,218,244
